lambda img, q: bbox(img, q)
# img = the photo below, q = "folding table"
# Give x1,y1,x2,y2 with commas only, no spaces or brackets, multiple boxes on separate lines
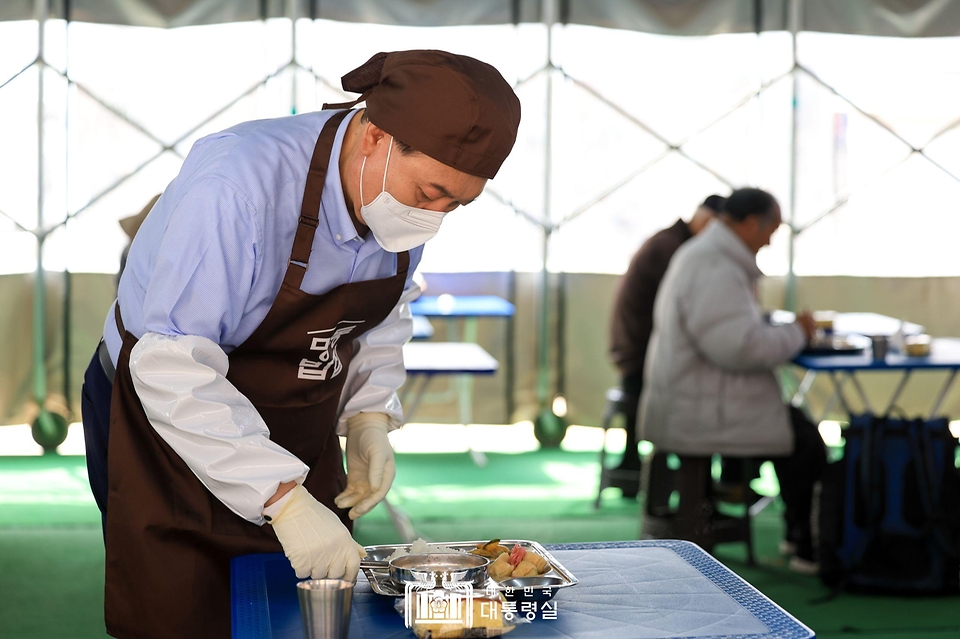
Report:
791,337,960,419
409,295,516,322
231,540,815,639
401,342,499,422
782,303,960,424
408,295,515,428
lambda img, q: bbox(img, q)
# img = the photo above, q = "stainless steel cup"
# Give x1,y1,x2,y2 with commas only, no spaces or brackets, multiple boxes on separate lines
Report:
297,579,353,639
871,335,888,361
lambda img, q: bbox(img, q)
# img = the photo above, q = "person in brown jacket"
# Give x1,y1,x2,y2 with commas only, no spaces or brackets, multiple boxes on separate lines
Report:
607,194,725,496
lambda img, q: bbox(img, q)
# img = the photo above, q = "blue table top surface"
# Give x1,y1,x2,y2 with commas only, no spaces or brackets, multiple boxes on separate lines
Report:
232,540,814,639
410,295,515,318
794,337,960,371
402,342,499,375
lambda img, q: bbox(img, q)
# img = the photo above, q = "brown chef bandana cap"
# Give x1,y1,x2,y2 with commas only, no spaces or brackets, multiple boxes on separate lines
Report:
326,50,521,180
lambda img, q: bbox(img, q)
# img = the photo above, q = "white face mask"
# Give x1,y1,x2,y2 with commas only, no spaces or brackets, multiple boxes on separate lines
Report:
359,137,445,253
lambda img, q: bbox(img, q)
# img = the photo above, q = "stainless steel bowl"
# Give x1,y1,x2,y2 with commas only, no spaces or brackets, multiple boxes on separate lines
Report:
388,553,490,587
363,546,399,563
360,546,399,569
499,576,566,602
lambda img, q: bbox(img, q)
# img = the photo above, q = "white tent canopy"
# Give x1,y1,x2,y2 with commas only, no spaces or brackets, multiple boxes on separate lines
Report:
4,0,960,37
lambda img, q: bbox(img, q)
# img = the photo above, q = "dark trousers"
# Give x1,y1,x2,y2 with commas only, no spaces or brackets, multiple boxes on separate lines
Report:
616,371,643,471
80,349,112,534
718,406,826,551
773,405,828,549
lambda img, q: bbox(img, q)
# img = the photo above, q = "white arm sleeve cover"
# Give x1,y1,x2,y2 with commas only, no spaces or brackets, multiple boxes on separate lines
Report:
336,281,421,435
128,332,309,525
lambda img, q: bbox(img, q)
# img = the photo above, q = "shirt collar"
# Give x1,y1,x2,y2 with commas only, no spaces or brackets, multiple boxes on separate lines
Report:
703,218,763,280
321,109,363,248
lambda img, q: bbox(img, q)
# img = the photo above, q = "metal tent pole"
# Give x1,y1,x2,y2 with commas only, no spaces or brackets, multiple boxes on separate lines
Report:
62,0,74,420
505,1,521,424
33,0,47,423
532,0,567,447
288,0,298,114
785,0,802,312
31,0,68,451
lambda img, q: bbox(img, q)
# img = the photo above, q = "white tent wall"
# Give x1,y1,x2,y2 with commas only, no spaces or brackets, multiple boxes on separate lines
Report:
0,272,114,427
3,1,960,440
564,273,960,431
5,270,960,431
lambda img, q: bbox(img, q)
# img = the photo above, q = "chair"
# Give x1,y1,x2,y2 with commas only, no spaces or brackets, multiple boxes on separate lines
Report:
640,451,757,564
594,387,643,508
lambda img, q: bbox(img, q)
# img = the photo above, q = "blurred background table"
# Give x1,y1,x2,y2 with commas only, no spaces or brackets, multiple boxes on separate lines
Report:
409,295,516,321
783,312,959,420
401,342,499,425
408,294,515,427
792,337,960,420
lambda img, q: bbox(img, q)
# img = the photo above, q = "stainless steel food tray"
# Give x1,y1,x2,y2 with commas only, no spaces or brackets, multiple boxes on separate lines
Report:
360,539,578,597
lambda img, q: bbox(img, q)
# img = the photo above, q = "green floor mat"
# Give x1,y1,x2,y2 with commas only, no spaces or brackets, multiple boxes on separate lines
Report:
0,526,108,639
0,455,101,527
1,450,957,639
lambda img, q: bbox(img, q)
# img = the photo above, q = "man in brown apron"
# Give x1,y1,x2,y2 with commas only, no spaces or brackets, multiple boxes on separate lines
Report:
80,51,520,638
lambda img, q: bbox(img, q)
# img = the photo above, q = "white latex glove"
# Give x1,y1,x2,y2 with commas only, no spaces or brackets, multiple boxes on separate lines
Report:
334,412,396,520
267,484,366,580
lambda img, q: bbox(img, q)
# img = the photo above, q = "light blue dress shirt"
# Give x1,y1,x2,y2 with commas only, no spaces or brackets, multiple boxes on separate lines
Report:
103,108,423,363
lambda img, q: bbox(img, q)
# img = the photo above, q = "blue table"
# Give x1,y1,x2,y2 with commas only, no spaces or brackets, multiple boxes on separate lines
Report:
232,540,814,639
401,342,499,423
403,342,499,377
405,295,515,458
409,295,515,318
791,335,960,420
401,341,499,475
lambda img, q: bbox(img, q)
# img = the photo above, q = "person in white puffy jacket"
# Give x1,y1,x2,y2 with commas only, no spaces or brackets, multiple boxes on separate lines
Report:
79,51,521,639
639,187,826,572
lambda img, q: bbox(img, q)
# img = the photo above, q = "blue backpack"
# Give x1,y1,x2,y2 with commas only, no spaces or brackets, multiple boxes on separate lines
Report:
817,412,960,593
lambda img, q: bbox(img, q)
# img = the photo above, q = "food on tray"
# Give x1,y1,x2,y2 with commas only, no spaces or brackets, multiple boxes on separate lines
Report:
508,544,525,567
805,332,868,353
411,593,514,638
511,560,538,578
472,540,551,582
468,539,511,558
487,554,513,580
813,310,836,331
905,334,932,357
388,538,466,562
524,552,549,574
363,539,576,600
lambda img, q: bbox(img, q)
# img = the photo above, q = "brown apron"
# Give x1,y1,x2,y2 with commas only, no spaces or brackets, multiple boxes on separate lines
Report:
104,109,410,639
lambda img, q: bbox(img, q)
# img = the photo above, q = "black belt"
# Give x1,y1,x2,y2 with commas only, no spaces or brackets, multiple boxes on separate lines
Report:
98,339,116,385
